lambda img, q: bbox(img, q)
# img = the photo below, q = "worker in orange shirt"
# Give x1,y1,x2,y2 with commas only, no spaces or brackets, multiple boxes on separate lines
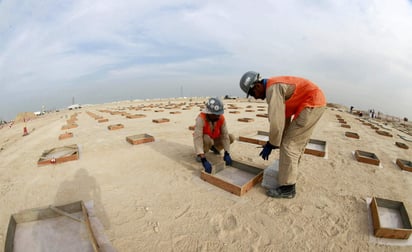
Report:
239,71,326,198
193,97,235,173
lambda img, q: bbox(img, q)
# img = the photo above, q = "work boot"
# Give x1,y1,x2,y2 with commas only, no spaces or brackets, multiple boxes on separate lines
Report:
210,145,220,154
266,184,296,199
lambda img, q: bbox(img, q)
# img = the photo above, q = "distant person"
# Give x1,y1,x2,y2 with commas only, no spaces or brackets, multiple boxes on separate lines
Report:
350,106,354,114
193,97,235,173
239,71,326,198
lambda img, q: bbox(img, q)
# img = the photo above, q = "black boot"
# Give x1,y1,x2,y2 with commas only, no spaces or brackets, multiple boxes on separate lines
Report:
266,184,296,199
210,145,220,154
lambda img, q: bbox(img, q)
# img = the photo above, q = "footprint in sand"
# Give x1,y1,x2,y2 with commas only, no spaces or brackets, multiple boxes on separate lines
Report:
222,214,238,231
172,235,199,251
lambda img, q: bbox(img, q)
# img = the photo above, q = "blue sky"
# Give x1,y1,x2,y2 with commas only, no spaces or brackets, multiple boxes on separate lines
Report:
1,0,411,121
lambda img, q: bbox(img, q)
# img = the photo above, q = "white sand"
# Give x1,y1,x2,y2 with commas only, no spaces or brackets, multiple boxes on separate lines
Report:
1,97,411,251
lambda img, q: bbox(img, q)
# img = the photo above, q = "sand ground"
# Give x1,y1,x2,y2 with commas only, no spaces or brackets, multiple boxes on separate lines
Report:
1,97,411,251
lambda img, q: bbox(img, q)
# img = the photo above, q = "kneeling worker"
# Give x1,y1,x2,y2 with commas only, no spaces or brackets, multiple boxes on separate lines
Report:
193,97,235,173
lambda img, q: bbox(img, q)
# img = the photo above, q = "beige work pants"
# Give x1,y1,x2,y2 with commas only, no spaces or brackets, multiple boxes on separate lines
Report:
203,134,235,153
278,107,326,185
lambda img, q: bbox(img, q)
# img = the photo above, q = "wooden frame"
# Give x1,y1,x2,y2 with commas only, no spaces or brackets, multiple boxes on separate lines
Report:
107,124,124,130
61,124,78,130
376,130,393,137
237,118,254,122
37,144,79,166
395,142,409,150
58,132,73,140
126,114,146,119
4,201,99,252
152,118,170,123
238,131,269,146
354,150,380,166
304,139,327,157
200,160,264,196
188,125,195,131
370,197,412,239
126,134,155,145
345,132,360,139
97,118,108,123
396,159,412,172
256,114,268,118
229,111,240,114
341,124,351,128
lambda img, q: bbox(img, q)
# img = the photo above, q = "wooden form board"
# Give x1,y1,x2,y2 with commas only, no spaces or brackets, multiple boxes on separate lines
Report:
238,131,269,146
200,160,264,196
345,132,360,139
126,114,146,119
396,159,412,172
58,132,73,140
256,114,268,118
97,118,108,123
376,130,393,137
354,150,380,166
395,142,409,149
370,197,412,239
152,118,170,123
107,124,124,130
238,118,254,122
341,124,351,128
304,139,327,157
4,201,99,252
126,134,155,145
61,124,78,130
37,144,79,166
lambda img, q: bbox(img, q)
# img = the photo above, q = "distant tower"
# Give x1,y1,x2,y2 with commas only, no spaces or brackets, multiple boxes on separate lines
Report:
72,96,75,105
180,86,183,97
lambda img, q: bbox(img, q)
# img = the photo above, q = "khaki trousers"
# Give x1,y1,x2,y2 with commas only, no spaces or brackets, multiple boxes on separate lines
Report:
278,107,326,185
203,134,235,153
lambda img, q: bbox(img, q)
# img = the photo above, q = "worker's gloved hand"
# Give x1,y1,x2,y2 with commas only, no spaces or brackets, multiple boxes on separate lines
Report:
201,157,212,173
223,151,232,166
259,141,278,160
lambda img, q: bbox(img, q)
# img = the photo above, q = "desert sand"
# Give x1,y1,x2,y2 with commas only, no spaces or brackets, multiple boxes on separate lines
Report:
1,97,411,251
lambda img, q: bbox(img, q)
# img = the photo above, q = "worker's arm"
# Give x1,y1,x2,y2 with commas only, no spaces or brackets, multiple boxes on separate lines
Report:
266,83,291,146
193,116,205,157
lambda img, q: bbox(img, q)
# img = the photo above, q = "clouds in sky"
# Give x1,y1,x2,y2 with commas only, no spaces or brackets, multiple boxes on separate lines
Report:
1,0,411,120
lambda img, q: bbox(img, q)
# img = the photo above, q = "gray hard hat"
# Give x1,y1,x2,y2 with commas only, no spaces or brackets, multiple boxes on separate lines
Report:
239,71,260,97
203,97,224,115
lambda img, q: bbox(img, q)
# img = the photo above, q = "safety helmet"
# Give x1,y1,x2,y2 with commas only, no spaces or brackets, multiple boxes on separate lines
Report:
203,97,224,115
239,71,260,96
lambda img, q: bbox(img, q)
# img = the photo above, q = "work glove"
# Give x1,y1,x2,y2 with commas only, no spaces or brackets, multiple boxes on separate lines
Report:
223,151,232,166
259,141,278,160
201,157,212,173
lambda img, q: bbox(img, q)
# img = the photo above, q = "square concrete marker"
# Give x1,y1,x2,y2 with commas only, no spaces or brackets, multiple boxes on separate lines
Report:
37,144,79,166
58,132,73,140
370,197,412,239
126,134,155,145
304,139,327,157
152,118,170,123
396,159,412,172
395,142,409,149
238,131,269,146
345,131,360,139
354,150,380,166
238,118,254,122
200,160,264,196
108,124,124,130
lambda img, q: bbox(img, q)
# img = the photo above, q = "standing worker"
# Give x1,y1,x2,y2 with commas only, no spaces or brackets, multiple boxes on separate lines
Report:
193,97,235,173
239,71,326,198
